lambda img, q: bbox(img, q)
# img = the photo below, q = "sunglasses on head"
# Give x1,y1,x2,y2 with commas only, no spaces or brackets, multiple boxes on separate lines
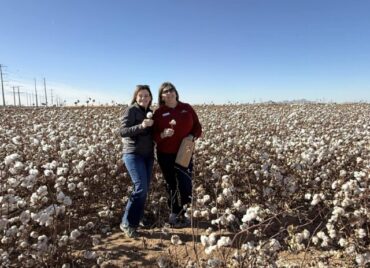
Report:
162,88,175,94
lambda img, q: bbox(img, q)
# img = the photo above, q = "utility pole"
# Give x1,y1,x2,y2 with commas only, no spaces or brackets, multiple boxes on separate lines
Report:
1,64,5,106
43,78,48,106
31,93,34,106
34,79,38,107
50,88,53,106
12,86,16,106
17,86,21,106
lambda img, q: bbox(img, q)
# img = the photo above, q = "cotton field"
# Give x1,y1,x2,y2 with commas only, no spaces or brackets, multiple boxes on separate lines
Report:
0,103,369,267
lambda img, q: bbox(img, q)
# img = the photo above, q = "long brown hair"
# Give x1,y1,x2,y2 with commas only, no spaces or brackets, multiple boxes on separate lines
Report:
130,85,153,107
158,82,179,106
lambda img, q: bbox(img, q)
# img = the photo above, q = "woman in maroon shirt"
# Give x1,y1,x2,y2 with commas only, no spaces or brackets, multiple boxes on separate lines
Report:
153,82,202,227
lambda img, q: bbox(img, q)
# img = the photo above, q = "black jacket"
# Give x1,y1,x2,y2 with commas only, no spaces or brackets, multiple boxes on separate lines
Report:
120,103,154,157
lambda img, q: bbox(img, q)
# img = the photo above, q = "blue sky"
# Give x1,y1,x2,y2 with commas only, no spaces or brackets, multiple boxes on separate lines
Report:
1,0,369,105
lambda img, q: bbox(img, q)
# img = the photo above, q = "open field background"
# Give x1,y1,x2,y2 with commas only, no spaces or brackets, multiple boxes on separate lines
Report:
0,104,369,267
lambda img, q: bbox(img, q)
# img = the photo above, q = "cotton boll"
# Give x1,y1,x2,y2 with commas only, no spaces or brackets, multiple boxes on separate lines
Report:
56,167,68,176
30,231,38,238
30,193,40,205
7,188,15,194
4,153,20,165
205,245,217,255
17,199,27,209
207,258,222,267
19,241,29,248
217,236,231,248
70,229,81,240
225,165,231,172
202,194,211,203
36,185,48,196
222,188,232,197
302,229,310,240
311,236,319,245
311,194,321,206
328,229,336,239
29,169,39,176
38,235,48,244
44,170,53,177
63,196,72,206
57,192,66,203
58,235,69,246
356,254,366,266
41,196,49,204
170,235,182,245
233,199,244,211
77,182,84,189
201,235,209,246
211,207,218,214
68,183,76,191
226,214,236,223
1,237,10,244
19,210,31,224
221,175,229,183
242,206,260,222
356,228,367,239
216,195,225,205
201,210,209,218
193,210,201,218
85,222,94,229
338,238,347,247
341,197,352,208
321,238,329,247
265,238,281,252
83,250,97,260
7,178,20,188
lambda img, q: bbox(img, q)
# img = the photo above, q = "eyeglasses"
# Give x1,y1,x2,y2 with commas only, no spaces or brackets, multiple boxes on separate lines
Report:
162,88,175,94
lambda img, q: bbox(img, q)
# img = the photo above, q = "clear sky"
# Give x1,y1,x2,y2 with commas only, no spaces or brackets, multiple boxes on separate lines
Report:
1,0,369,105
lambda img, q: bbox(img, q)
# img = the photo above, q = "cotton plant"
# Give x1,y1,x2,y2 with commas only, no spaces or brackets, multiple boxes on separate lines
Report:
1,104,369,266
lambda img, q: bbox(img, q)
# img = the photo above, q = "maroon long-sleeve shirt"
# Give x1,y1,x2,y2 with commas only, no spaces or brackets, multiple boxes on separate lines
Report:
153,102,202,154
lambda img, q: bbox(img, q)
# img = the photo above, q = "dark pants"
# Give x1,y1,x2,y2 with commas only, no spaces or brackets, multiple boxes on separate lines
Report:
157,152,193,215
121,153,154,227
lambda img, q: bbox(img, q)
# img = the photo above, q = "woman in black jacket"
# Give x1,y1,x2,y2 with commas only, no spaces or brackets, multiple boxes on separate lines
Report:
119,85,154,238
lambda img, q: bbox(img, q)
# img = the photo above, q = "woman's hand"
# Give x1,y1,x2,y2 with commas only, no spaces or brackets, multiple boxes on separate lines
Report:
141,119,154,128
160,128,174,138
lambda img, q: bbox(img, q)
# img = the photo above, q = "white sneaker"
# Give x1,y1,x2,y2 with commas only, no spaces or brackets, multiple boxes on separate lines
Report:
119,223,138,238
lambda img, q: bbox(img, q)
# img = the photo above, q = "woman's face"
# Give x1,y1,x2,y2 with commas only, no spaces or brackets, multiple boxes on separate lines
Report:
136,89,151,108
161,87,177,106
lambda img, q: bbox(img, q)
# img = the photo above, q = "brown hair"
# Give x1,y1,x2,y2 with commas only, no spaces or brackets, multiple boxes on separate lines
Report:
130,85,153,107
158,82,179,105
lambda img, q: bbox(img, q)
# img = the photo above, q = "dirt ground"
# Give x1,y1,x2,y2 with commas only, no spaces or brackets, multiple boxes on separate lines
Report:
84,224,357,268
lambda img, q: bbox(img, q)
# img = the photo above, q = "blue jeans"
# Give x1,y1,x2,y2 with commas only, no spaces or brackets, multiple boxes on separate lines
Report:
121,153,154,228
